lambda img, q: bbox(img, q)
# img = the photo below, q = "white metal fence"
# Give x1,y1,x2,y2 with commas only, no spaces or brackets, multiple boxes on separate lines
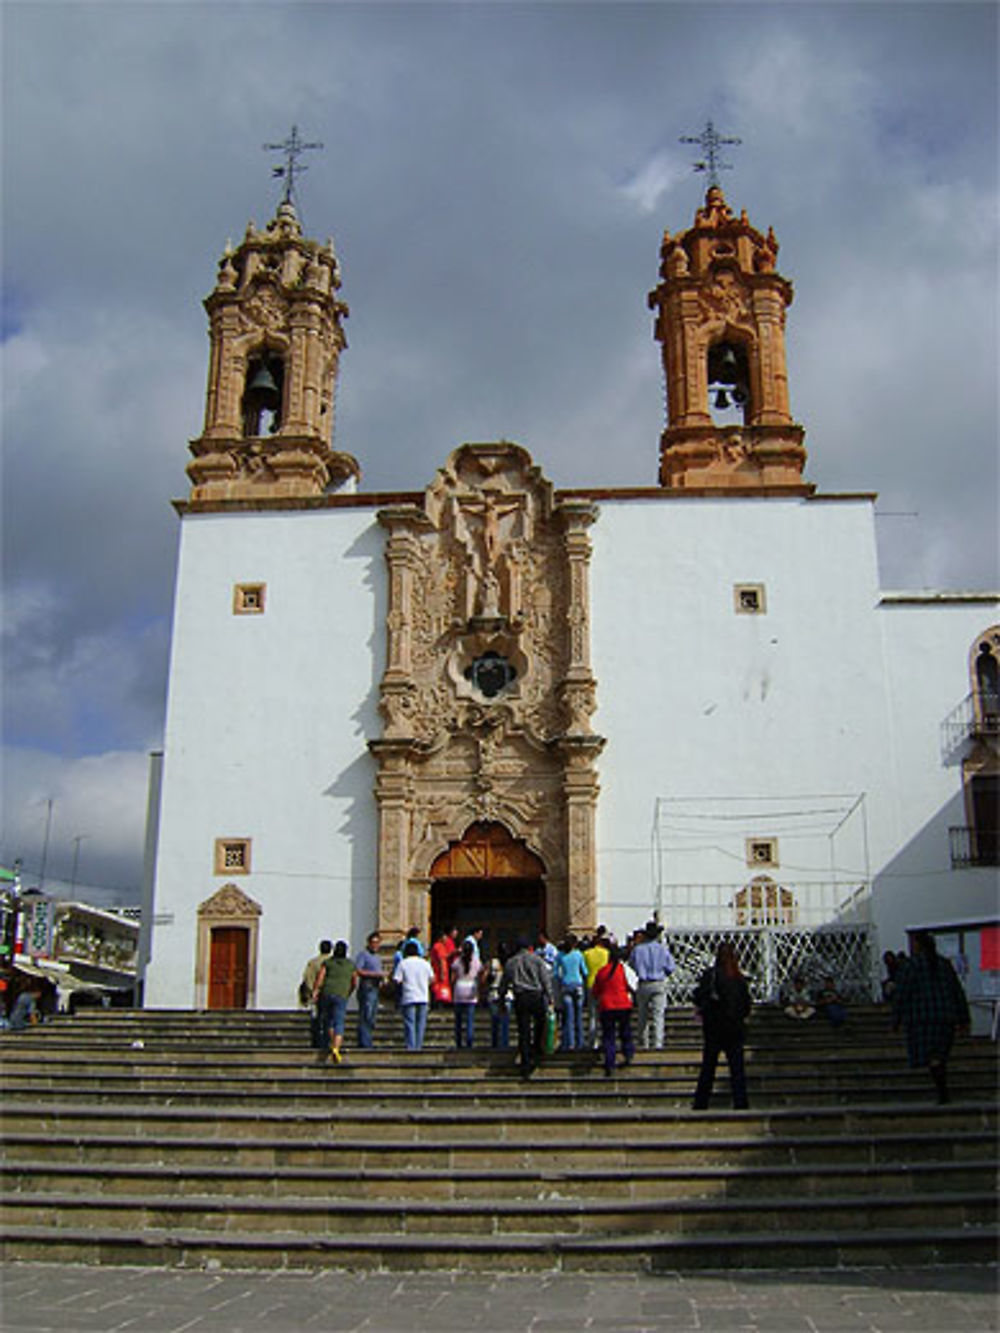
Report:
656,879,869,930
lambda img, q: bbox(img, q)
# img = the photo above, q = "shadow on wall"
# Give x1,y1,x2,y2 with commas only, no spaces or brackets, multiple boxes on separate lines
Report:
870,788,998,1026
322,519,385,950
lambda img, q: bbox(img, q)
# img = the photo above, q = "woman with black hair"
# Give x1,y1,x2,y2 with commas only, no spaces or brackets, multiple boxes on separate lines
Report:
691,941,752,1110
893,931,970,1104
451,937,483,1048
591,942,636,1077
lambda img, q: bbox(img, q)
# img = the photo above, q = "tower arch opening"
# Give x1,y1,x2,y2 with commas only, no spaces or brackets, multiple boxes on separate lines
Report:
707,338,751,425
242,352,285,437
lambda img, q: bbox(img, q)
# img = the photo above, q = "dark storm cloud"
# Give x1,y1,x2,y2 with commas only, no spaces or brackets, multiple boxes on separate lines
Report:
2,2,996,899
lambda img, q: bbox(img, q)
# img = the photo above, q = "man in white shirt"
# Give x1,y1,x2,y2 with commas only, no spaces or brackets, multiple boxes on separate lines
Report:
392,941,434,1050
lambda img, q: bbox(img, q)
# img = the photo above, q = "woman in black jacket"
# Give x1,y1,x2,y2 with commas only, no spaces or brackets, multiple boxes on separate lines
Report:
691,941,752,1110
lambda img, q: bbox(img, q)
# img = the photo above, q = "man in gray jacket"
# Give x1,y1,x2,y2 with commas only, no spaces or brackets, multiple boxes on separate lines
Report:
499,936,554,1078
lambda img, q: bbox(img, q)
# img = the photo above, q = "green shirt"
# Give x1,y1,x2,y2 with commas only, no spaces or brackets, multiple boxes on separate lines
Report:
319,957,355,999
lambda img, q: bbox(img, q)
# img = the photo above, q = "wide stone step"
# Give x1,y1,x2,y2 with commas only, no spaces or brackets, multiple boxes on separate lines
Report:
0,1009,926,1033
2,1221,996,1272
1,1071,995,1109
3,1156,993,1201
2,1099,993,1144
7,1050,991,1086
3,1184,995,1238
2,1008,923,1047
2,1120,994,1173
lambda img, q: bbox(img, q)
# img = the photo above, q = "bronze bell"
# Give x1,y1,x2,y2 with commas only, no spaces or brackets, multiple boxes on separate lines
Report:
246,361,280,407
714,389,730,410
716,345,740,383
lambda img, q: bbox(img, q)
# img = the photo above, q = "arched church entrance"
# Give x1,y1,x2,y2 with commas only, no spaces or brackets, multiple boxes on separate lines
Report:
429,822,545,955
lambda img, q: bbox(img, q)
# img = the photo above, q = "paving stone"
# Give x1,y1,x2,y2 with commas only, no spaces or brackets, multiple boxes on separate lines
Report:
2,1264,999,1333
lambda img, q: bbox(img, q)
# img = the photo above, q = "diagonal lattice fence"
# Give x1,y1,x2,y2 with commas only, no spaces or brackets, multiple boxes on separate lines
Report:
662,925,877,1004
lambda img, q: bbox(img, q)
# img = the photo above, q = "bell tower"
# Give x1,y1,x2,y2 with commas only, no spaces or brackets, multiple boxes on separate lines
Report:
648,186,809,492
187,200,358,501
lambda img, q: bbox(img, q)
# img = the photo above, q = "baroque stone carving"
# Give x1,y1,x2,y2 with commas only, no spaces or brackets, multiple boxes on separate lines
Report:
370,442,603,939
197,884,262,919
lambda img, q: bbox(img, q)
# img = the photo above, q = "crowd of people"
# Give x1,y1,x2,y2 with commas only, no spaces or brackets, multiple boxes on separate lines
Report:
300,921,757,1101
301,922,976,1109
301,921,677,1063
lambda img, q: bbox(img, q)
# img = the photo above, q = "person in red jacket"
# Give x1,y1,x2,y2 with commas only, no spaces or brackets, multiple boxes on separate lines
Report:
591,942,635,1077
429,926,459,1005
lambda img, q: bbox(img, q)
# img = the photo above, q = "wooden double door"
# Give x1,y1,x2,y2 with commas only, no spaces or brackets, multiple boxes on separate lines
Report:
429,821,546,956
207,926,249,1009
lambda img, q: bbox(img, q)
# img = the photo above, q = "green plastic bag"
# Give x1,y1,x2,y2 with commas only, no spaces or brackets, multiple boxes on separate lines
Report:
544,1007,557,1054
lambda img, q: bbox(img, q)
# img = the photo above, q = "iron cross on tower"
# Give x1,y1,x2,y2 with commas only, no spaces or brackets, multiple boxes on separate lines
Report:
680,120,742,189
263,125,324,206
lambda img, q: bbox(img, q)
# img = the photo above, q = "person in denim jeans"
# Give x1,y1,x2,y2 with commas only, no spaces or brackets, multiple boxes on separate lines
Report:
354,931,384,1048
486,942,511,1048
393,940,434,1050
312,940,356,1064
555,934,587,1050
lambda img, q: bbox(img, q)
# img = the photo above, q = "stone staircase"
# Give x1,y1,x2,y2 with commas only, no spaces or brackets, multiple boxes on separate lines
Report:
0,1006,996,1272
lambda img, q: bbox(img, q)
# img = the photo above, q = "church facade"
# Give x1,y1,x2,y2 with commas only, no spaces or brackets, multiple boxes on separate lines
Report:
142,189,998,1011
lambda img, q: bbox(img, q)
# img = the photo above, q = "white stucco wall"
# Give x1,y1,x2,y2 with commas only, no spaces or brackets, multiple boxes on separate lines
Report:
144,506,385,1009
590,494,894,941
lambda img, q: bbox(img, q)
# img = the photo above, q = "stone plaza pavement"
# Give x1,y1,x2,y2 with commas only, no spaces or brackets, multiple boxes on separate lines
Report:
0,1264,996,1333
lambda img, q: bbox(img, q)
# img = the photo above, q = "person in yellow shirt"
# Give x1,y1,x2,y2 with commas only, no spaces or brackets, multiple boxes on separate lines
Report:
582,930,610,1049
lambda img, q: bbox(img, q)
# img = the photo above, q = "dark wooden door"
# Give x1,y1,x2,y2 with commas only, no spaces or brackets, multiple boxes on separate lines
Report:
208,927,249,1009
431,878,544,957
429,822,547,955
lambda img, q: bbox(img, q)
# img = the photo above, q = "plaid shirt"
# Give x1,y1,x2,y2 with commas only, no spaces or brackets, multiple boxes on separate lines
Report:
894,954,969,1029
894,953,969,1066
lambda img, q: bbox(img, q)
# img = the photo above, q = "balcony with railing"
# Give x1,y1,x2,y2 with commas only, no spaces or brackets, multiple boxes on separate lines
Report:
941,690,1000,759
949,825,1000,868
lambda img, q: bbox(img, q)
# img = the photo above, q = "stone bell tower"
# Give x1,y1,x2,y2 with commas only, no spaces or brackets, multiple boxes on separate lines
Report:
187,200,358,500
648,186,809,492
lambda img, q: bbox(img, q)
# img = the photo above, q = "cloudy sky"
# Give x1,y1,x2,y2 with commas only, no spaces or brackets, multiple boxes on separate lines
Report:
2,2,997,906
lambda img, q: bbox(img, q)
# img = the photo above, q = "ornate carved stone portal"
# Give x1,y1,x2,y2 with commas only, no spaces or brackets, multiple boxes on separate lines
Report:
369,441,604,941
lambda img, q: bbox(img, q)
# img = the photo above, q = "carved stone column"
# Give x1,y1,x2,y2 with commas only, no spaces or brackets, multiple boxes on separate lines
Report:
558,499,598,701
377,507,431,737
556,735,605,936
369,739,416,939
